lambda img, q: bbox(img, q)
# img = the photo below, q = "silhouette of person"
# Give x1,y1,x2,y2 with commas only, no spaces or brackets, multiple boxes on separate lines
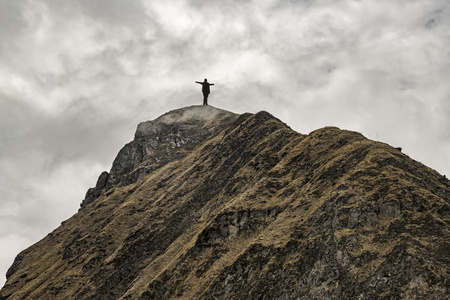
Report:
195,79,214,105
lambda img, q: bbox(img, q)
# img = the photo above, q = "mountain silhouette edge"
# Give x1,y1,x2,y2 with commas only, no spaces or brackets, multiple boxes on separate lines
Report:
1,106,449,299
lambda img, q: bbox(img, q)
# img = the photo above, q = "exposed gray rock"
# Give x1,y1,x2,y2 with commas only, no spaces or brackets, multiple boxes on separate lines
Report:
107,106,239,187
80,106,239,208
380,201,401,218
2,107,449,300
95,171,110,189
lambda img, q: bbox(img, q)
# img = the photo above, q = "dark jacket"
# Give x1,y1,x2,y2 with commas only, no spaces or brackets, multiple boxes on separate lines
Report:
196,81,214,94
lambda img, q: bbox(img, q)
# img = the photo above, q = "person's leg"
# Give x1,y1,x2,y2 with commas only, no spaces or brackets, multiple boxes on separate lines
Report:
203,93,208,105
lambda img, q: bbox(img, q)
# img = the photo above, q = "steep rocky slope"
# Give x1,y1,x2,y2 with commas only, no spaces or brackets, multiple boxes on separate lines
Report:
1,105,449,299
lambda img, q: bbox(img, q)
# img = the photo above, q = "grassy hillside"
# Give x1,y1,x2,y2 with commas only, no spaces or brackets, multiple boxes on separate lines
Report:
1,108,449,299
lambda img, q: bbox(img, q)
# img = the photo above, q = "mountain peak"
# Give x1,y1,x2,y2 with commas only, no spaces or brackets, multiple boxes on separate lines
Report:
135,105,237,138
155,105,236,124
2,107,449,299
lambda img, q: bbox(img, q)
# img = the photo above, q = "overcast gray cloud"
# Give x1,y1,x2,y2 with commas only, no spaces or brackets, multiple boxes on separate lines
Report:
1,0,449,286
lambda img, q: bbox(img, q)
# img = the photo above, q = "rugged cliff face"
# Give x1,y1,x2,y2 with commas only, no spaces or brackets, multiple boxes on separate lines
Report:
1,105,449,299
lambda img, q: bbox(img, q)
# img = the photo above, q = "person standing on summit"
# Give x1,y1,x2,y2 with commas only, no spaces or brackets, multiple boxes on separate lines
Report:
195,78,214,105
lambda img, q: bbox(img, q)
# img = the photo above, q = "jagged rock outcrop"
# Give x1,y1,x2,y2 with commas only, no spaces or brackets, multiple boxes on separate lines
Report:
81,171,110,208
1,105,449,299
80,105,239,208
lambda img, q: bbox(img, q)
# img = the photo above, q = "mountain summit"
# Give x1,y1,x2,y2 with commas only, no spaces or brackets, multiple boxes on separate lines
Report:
1,106,449,299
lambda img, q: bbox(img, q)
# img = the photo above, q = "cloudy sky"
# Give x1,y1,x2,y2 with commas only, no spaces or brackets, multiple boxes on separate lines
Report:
1,0,449,286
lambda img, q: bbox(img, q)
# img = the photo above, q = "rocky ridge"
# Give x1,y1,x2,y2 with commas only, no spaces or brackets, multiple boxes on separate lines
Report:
81,105,239,207
1,105,449,299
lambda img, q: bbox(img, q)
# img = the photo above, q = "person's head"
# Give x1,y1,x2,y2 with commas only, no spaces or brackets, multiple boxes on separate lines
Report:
204,78,207,82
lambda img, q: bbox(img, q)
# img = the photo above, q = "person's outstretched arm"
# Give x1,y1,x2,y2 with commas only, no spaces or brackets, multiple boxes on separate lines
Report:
210,83,215,86
195,81,202,84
